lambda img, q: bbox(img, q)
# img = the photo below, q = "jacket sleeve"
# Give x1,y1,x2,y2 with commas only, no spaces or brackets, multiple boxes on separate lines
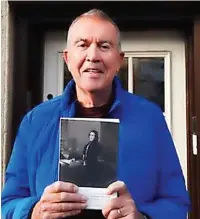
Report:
1,113,39,219
138,108,191,219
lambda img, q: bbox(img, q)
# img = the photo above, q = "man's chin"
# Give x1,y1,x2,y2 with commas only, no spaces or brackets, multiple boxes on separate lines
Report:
82,87,101,93
80,83,104,93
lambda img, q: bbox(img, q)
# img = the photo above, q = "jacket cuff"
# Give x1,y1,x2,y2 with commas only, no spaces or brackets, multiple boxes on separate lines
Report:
141,212,151,219
27,202,37,219
12,197,39,219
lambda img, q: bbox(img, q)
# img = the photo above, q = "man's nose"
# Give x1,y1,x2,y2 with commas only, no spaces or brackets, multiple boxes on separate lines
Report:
86,45,100,62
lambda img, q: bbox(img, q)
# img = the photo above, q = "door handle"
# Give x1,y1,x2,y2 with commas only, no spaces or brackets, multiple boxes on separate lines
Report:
47,94,53,100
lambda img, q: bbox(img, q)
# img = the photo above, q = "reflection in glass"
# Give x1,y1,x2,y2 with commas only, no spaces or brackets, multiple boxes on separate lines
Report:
63,62,73,88
133,58,164,112
117,57,128,90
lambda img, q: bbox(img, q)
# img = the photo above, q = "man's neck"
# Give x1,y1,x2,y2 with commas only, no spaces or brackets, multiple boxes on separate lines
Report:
75,85,112,108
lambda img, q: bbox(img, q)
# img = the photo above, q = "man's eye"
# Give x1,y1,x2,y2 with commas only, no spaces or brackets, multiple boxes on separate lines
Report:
101,44,110,50
77,44,87,48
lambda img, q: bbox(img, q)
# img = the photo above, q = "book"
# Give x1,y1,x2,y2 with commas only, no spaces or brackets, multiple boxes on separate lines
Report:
58,117,120,209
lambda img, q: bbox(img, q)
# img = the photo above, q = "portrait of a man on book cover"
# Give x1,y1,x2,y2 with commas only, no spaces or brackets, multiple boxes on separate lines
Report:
59,118,119,188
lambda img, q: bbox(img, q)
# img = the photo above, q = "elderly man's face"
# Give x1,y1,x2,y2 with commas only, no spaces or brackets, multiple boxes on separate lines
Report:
64,16,124,92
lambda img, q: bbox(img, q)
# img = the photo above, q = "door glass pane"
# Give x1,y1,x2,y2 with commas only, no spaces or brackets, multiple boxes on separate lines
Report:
63,62,73,88
133,57,164,112
117,57,128,90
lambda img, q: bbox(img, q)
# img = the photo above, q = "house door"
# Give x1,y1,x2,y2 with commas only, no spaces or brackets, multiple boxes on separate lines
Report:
43,30,188,186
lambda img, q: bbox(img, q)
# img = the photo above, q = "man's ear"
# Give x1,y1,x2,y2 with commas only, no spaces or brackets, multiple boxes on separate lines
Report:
116,52,124,73
120,52,125,63
63,50,70,71
63,50,68,63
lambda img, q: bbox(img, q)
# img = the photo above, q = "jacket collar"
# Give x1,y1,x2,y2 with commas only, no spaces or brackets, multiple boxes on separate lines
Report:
60,76,124,116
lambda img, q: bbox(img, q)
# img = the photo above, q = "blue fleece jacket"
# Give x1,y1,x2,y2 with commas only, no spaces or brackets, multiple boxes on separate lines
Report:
1,77,190,219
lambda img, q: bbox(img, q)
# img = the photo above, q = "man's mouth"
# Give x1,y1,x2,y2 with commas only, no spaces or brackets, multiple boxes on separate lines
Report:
84,68,103,73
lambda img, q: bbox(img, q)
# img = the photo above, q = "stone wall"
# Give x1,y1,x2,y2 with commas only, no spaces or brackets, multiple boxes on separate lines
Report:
1,0,14,188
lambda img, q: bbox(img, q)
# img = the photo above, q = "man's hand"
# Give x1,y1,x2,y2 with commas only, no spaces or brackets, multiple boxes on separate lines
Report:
102,181,144,219
31,181,87,219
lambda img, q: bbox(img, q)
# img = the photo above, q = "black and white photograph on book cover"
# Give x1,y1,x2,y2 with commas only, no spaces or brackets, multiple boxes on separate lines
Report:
58,117,119,188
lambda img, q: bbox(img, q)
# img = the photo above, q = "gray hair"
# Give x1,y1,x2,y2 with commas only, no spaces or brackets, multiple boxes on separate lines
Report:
67,9,121,50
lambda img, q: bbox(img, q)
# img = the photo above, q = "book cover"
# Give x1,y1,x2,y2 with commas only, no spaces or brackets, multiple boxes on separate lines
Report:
58,117,119,209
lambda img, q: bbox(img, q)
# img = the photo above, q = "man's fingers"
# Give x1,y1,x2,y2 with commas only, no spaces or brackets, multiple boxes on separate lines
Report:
106,181,126,195
102,197,122,218
41,210,81,219
107,209,123,219
103,204,135,219
43,181,78,194
41,192,87,203
41,202,87,212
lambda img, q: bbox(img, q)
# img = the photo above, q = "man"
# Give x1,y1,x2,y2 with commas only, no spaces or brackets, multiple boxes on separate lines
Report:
2,8,190,219
81,130,116,188
82,130,101,166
